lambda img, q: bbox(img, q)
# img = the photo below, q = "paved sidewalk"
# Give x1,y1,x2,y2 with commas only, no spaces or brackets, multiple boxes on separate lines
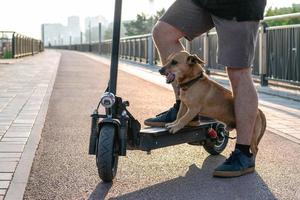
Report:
82,52,300,144
0,51,60,199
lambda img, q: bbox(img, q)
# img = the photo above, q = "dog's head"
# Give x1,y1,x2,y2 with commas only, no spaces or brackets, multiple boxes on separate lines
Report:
159,51,205,83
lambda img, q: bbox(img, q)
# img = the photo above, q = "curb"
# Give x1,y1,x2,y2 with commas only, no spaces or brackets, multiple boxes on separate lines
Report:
4,51,61,200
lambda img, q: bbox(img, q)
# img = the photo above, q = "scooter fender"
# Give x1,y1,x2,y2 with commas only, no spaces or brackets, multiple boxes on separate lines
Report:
98,118,121,130
98,118,127,156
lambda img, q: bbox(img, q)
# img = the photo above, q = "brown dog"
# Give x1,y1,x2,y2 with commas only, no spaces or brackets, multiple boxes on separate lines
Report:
161,51,266,155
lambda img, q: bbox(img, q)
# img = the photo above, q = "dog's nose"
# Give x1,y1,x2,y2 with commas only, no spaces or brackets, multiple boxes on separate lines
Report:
159,67,166,75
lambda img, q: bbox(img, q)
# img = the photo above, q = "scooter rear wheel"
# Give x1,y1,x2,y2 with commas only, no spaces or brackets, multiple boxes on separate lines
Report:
96,124,119,182
203,124,229,155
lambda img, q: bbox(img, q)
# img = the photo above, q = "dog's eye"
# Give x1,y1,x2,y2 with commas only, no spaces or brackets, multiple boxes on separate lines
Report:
171,60,178,66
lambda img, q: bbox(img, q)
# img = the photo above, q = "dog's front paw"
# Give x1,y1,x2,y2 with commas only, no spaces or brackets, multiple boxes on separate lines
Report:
165,122,176,128
169,123,184,134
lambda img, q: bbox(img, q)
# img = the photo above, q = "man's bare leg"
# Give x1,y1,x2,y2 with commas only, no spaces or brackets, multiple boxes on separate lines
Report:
152,21,185,100
213,67,258,177
143,21,186,127
227,67,258,146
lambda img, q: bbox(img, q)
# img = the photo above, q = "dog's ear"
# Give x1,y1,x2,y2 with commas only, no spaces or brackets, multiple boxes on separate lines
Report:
187,54,205,66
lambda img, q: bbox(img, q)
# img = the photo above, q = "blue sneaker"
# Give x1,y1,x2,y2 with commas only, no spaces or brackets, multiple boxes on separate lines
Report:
144,105,178,127
213,149,255,177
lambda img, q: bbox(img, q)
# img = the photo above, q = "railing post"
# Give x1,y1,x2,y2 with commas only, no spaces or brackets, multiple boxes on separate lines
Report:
69,35,72,50
12,32,15,58
133,38,136,61
259,23,268,86
203,32,210,73
128,39,132,60
145,37,148,63
80,32,83,52
98,23,101,54
32,39,34,55
139,38,142,62
148,35,154,65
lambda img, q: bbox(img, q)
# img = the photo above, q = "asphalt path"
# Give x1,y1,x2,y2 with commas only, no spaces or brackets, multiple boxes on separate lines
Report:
24,51,300,200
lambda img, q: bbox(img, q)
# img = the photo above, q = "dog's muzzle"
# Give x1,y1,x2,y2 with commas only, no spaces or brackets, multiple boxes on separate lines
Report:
159,67,166,75
159,67,175,84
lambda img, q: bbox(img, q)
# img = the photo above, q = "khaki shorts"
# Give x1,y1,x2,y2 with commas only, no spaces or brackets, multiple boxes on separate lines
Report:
160,0,260,68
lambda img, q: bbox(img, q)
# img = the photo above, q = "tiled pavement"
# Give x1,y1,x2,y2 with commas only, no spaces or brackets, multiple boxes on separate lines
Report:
83,52,300,144
0,51,60,199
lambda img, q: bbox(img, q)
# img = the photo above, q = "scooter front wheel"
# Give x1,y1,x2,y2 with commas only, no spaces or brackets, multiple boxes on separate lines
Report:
96,124,119,182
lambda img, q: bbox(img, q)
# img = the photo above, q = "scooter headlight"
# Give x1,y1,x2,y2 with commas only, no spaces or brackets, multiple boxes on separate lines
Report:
100,92,115,108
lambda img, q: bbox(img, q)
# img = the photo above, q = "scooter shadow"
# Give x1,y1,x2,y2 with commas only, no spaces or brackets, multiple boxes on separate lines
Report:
88,181,112,200
109,155,276,200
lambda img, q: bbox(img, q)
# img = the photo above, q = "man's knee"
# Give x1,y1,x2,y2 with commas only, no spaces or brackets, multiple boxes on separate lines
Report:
227,67,255,92
152,21,183,45
227,67,252,83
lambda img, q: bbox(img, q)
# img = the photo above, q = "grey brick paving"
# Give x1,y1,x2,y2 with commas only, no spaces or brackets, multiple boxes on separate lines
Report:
0,189,6,195
0,145,24,153
0,174,13,181
0,158,20,162
0,138,27,142
0,51,60,199
0,153,21,158
0,163,17,173
0,181,9,189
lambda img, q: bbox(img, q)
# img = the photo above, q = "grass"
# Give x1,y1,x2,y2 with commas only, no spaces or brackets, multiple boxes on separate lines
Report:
3,51,12,59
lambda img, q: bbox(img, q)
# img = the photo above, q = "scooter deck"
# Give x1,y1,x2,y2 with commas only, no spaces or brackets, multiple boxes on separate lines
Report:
139,121,217,151
140,121,216,135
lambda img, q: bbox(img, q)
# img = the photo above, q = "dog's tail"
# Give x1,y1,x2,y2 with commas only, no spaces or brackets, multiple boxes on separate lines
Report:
257,109,266,145
251,109,267,156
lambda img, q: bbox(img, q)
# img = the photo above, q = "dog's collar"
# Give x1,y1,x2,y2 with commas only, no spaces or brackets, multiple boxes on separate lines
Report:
178,73,204,91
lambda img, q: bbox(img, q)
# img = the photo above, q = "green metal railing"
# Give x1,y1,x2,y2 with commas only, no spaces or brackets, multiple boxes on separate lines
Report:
0,31,44,59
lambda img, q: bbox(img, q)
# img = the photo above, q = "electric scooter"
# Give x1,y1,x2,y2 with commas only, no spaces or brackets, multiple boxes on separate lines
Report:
88,0,229,182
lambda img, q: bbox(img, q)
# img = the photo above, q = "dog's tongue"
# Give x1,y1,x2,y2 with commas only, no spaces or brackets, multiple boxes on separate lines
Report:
166,72,175,84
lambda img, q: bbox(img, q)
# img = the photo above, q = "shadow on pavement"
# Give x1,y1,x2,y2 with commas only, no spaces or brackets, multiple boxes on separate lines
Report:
110,155,276,200
88,182,112,200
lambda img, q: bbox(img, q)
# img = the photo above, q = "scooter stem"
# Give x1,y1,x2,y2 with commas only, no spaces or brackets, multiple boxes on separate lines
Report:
109,0,122,95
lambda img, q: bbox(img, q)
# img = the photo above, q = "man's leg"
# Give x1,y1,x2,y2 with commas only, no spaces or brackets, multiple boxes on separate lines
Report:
212,16,260,177
227,67,258,146
144,0,214,127
213,67,258,177
152,21,185,100
143,22,184,127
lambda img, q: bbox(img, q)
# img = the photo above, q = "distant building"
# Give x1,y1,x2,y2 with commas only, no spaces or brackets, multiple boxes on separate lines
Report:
42,15,109,46
42,16,81,46
84,15,108,43
68,16,81,44
42,23,66,46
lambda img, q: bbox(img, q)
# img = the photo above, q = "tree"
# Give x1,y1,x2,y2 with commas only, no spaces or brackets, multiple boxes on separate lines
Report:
104,27,113,40
265,4,300,26
103,22,127,40
124,9,166,36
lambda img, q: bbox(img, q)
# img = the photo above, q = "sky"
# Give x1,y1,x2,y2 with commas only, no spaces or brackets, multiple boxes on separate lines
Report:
0,0,299,39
